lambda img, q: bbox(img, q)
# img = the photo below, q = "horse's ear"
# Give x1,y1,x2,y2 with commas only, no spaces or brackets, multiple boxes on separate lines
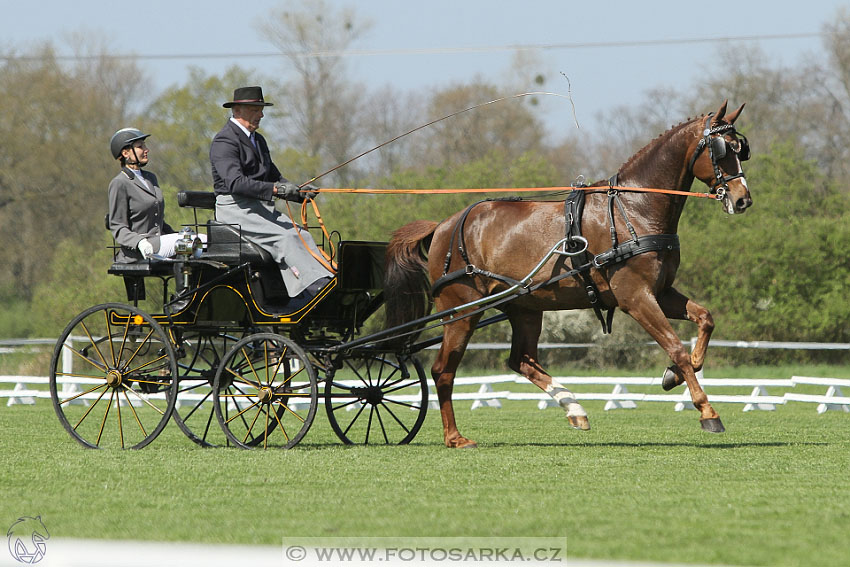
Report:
725,103,745,124
712,100,729,125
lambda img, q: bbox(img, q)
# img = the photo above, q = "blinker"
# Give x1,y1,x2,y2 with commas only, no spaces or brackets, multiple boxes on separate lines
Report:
709,136,726,160
709,134,750,162
734,135,751,161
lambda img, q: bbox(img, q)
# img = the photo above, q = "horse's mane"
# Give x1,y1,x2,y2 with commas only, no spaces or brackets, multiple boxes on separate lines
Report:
619,114,705,173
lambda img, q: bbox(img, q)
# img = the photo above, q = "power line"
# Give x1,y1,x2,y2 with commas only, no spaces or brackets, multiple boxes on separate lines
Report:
0,32,824,62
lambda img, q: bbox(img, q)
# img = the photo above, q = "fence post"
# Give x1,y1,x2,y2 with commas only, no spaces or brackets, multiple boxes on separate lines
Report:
60,336,86,406
817,385,850,414
743,386,778,412
604,383,637,410
6,382,35,406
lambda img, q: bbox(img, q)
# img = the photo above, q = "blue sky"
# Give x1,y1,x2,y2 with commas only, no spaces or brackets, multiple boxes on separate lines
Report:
0,0,844,133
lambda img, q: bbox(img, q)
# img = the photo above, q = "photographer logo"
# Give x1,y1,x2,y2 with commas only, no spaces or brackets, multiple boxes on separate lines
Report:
6,516,49,564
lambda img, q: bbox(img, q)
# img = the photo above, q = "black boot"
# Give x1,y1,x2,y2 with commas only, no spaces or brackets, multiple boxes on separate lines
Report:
285,276,333,311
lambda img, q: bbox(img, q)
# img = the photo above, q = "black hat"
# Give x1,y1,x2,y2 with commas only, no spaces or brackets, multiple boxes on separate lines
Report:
222,86,274,108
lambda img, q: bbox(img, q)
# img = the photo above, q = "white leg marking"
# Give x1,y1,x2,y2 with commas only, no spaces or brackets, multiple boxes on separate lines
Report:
545,379,587,417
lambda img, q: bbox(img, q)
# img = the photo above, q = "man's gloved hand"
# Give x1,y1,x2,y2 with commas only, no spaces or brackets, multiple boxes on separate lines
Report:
137,238,154,259
301,183,319,200
274,181,304,202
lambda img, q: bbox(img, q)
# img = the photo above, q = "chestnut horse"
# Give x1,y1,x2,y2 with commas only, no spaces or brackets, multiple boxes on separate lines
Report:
383,102,752,448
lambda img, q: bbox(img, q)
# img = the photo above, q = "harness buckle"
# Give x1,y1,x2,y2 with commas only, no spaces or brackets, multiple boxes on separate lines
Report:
464,264,476,276
593,250,611,268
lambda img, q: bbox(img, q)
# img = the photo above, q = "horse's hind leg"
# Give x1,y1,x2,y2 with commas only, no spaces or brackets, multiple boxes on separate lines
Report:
657,287,714,390
505,308,590,430
618,295,724,433
432,312,482,448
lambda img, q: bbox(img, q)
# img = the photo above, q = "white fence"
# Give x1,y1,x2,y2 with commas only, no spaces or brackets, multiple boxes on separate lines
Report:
436,374,849,414
2,338,849,413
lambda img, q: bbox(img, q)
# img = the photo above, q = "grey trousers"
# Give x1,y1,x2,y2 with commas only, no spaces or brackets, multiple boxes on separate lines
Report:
215,194,333,296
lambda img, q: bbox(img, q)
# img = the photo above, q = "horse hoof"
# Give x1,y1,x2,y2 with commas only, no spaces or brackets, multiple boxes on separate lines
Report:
662,367,679,391
700,417,725,433
447,437,478,449
568,415,591,431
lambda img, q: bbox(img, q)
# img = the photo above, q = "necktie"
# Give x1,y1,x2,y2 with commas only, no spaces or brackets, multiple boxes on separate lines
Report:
250,133,258,150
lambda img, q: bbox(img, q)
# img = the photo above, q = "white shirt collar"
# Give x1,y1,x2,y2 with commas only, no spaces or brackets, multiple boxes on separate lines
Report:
229,116,254,139
126,167,150,188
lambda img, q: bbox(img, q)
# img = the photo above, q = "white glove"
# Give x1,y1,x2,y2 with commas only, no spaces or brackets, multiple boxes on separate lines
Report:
137,238,154,259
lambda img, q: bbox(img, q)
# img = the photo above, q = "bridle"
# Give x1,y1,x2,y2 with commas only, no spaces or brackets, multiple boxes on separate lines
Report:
687,114,750,199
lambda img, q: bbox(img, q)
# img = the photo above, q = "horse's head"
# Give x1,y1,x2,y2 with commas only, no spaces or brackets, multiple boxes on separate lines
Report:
688,101,752,214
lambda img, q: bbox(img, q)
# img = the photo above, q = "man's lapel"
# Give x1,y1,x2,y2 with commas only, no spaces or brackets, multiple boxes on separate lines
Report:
229,120,262,162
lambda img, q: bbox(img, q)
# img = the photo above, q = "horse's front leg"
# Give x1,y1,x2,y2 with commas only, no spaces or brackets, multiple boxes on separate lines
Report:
505,307,590,430
619,293,724,433
657,287,715,390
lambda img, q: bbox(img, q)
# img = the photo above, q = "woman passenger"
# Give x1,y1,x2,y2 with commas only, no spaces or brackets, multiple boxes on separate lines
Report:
107,128,204,261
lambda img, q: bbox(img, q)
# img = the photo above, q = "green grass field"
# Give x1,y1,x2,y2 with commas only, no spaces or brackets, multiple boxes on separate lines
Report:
2,389,848,567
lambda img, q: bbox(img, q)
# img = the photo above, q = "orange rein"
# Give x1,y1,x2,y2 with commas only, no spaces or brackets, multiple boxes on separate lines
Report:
280,185,719,274
308,186,721,198
283,199,338,274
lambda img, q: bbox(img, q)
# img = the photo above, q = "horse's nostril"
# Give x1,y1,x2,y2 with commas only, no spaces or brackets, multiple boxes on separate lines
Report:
736,197,752,211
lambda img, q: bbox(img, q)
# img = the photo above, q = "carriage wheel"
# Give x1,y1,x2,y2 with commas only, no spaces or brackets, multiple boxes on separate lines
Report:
49,303,177,449
325,354,428,445
171,330,242,447
213,333,318,449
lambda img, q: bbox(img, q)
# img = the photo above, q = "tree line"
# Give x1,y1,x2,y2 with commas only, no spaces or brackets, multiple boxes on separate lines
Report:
3,2,850,367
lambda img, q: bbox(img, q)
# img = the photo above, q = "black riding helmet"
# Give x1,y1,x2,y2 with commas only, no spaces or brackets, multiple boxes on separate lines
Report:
110,128,150,160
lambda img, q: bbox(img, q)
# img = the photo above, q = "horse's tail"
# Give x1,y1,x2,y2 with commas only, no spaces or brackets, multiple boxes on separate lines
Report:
384,220,438,339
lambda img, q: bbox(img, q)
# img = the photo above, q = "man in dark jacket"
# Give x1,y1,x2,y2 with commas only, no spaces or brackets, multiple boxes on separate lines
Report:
210,86,333,302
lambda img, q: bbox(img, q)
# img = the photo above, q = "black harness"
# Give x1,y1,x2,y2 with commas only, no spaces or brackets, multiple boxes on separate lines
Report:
432,185,679,334
431,115,747,333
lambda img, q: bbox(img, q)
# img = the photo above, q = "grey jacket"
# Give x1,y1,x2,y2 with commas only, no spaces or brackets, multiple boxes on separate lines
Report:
107,167,174,263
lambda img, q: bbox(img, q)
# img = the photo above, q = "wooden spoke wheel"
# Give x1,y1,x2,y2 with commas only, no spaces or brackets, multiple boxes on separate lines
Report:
171,330,243,447
213,333,318,449
49,303,177,449
325,354,428,445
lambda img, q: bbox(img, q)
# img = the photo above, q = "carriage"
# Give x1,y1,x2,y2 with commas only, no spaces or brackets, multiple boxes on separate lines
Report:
48,190,430,449
50,101,752,450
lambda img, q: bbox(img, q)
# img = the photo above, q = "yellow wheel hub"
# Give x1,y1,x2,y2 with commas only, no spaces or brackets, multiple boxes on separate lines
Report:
106,369,123,388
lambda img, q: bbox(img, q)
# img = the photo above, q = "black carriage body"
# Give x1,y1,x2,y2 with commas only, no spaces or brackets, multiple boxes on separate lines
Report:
107,222,386,341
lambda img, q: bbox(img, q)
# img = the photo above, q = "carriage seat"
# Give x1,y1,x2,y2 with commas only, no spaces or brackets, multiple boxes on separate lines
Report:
177,190,215,210
202,221,275,265
175,190,274,265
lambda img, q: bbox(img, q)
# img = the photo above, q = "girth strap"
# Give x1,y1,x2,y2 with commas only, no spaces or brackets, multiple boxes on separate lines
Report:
564,188,613,333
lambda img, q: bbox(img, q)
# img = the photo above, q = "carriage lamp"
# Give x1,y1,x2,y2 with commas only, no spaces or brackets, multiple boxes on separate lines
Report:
175,227,202,258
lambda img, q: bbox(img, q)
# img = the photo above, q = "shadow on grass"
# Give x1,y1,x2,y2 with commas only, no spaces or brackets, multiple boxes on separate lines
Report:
484,441,831,449
265,439,836,451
